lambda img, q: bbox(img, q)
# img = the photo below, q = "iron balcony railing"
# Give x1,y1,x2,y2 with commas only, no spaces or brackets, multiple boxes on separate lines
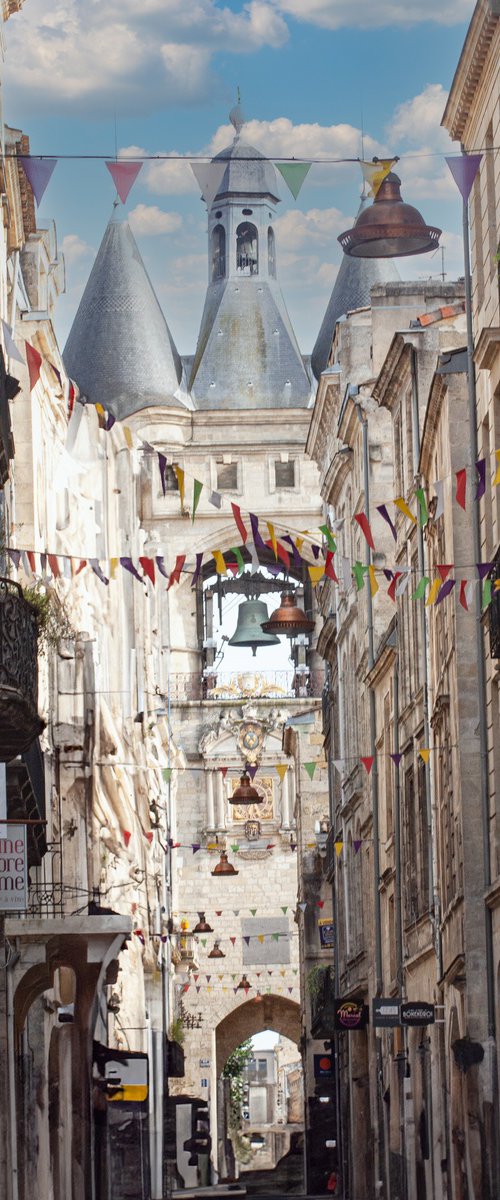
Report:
168,669,324,703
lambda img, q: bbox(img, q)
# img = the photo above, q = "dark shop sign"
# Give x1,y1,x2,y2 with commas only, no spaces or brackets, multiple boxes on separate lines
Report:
400,1002,435,1027
372,998,401,1028
334,999,369,1031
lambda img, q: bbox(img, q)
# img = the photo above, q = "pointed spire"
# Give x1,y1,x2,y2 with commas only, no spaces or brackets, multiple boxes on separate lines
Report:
63,210,186,420
311,199,401,379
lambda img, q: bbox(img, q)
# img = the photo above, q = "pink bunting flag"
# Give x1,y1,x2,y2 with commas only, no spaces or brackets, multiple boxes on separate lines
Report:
361,756,374,774
105,160,143,204
354,511,375,550
19,156,57,205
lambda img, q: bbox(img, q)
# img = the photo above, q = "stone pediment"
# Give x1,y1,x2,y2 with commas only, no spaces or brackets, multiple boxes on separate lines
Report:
199,702,288,765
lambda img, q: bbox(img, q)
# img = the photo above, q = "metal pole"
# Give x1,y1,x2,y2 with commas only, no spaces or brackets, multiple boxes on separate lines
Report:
357,401,385,1200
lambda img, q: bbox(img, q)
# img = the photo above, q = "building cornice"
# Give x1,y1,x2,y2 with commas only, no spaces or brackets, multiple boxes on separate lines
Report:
419,372,448,478
442,0,500,142
372,336,411,411
322,447,353,507
306,372,340,465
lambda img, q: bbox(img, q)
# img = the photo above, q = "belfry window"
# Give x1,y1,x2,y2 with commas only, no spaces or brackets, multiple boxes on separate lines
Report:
236,221,258,275
268,227,276,277
211,224,226,280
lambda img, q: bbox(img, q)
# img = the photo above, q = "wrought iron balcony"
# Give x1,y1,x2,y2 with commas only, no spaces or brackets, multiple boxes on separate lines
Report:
0,577,44,761
168,668,324,704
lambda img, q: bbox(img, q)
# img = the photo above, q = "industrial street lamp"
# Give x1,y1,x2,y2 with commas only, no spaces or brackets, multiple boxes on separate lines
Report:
338,165,441,258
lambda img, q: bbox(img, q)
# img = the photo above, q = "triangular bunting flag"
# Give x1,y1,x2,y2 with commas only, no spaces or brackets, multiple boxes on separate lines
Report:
304,762,317,781
190,160,227,211
419,748,431,765
390,753,403,767
25,341,42,391
275,161,312,200
359,158,397,197
192,479,203,521
1,320,24,364
275,764,288,781
335,841,343,857
360,756,374,774
19,156,57,205
446,153,482,202
105,160,143,204
220,766,228,778
353,840,362,854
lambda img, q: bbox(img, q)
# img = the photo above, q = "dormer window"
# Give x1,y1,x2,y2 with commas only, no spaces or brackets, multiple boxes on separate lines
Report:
236,222,258,275
211,224,226,281
268,227,276,277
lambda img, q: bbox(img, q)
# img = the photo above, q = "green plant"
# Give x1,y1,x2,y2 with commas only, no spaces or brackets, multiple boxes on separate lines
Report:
307,964,327,1002
222,1039,253,1133
168,1016,185,1045
23,585,76,648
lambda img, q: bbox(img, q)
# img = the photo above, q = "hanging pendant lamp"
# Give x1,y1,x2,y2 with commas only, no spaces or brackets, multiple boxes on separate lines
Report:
229,773,262,805
211,850,238,877
261,592,314,636
208,941,226,959
237,974,251,990
338,170,441,259
193,912,213,934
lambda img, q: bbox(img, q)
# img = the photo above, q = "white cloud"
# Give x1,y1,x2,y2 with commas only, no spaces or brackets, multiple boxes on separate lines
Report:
275,0,474,29
388,84,452,150
209,116,384,165
3,0,287,113
274,206,348,250
128,204,182,235
61,233,94,266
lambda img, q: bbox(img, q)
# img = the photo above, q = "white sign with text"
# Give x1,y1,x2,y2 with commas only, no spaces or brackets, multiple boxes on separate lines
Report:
0,824,27,911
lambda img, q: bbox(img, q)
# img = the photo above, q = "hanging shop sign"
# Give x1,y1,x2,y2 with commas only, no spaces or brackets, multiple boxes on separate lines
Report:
334,999,369,1031
0,824,27,911
400,1002,435,1027
372,999,401,1028
318,918,335,948
314,1054,334,1079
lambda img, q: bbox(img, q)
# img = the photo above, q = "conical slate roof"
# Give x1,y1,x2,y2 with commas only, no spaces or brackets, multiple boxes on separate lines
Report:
63,209,184,419
213,139,280,201
311,201,401,379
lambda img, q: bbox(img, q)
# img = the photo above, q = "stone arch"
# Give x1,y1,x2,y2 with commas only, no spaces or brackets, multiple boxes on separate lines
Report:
215,994,300,1074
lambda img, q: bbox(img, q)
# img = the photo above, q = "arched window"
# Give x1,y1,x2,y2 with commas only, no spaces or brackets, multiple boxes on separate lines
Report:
268,226,276,277
236,221,258,275
211,224,226,281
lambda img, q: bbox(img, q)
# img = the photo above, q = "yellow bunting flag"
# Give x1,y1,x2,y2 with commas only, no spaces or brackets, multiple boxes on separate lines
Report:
308,564,325,586
295,536,304,556
493,450,500,486
173,465,185,509
257,935,265,944
335,841,343,857
123,426,134,449
267,522,278,559
276,764,288,782
109,557,119,580
359,158,397,197
425,579,442,606
419,748,431,765
368,565,379,597
95,402,105,418
212,550,227,575
394,497,417,524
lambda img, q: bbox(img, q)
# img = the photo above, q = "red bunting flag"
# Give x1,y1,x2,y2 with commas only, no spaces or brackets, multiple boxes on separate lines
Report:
437,564,453,582
48,554,61,578
167,555,185,589
456,468,467,510
361,756,374,774
354,512,375,550
325,551,338,582
387,572,402,602
145,832,154,844
123,830,132,847
25,341,43,391
220,767,228,778
231,502,248,544
105,160,143,203
139,556,155,585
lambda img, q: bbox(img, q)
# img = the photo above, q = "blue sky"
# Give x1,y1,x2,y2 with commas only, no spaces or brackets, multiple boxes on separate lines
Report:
3,0,474,354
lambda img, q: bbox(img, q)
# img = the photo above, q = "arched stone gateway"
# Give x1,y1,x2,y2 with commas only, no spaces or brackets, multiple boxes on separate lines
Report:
215,994,300,1073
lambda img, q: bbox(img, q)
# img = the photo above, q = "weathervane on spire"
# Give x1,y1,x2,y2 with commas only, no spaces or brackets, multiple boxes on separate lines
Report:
229,87,246,138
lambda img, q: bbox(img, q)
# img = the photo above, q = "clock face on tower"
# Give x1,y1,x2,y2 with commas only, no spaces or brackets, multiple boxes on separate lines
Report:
238,720,264,764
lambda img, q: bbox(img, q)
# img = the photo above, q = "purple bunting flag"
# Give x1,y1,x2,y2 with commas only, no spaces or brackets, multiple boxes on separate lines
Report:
158,453,167,496
436,579,456,604
446,154,482,203
376,504,397,541
477,562,493,581
390,753,403,767
249,513,268,552
475,458,486,501
120,557,143,583
19,157,57,206
90,559,110,586
191,552,203,588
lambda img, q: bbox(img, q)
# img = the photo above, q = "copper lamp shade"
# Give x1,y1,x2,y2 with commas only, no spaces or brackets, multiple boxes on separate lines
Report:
261,592,314,636
211,850,238,877
208,941,225,959
193,912,213,934
338,171,441,259
229,772,262,806
237,974,251,990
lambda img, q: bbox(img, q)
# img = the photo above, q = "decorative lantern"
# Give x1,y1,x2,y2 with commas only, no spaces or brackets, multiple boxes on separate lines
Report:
211,850,238,877
338,170,441,259
261,592,314,636
229,772,262,806
193,912,213,934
